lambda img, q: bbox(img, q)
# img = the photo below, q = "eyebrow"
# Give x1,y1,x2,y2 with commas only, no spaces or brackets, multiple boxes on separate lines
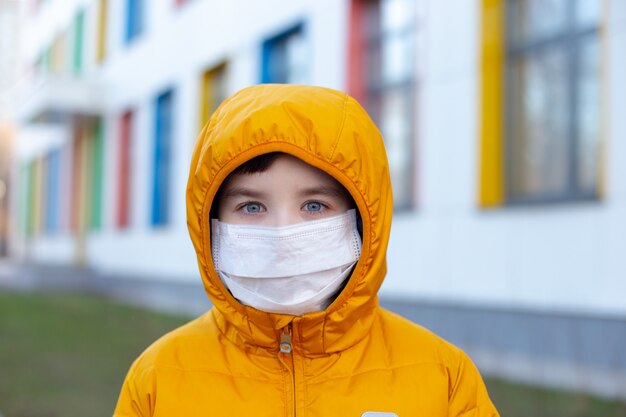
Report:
297,185,346,199
221,185,346,200
221,186,267,200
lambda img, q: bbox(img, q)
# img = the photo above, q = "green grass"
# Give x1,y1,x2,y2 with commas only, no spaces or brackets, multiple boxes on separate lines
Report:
0,291,187,417
486,377,626,417
1,291,625,417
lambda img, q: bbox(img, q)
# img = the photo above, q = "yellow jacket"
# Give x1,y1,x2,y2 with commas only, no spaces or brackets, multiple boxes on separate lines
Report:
114,84,499,417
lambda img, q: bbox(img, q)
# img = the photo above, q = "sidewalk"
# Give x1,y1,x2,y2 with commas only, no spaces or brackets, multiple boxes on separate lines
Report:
0,259,212,317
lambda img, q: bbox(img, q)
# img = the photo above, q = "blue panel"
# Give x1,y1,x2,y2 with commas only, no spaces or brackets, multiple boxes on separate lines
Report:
261,39,272,83
260,23,303,83
126,0,142,43
151,89,173,226
46,150,60,233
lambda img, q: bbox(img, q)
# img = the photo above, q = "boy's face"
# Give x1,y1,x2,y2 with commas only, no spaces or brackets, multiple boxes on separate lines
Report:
218,154,353,226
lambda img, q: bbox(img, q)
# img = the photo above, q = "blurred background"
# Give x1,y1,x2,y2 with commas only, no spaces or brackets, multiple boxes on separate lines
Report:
0,0,625,416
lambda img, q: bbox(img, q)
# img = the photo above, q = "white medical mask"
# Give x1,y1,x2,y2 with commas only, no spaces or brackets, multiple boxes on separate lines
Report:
211,209,362,316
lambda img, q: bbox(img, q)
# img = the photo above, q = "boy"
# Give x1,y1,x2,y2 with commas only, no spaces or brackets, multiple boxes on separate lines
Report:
114,84,499,416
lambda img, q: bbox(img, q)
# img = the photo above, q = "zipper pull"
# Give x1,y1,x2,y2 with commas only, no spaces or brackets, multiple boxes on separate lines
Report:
280,325,292,354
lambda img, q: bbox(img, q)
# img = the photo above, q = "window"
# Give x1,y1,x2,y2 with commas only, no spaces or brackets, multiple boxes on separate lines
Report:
261,24,307,84
39,45,52,74
71,122,90,232
348,0,417,209
126,0,143,43
58,143,71,232
30,159,42,234
479,0,602,206
45,150,60,233
152,90,174,227
117,110,133,228
199,62,228,130
88,120,104,230
50,33,67,74
70,129,82,232
96,0,108,62
66,120,104,232
72,9,84,74
21,164,33,235
36,52,44,75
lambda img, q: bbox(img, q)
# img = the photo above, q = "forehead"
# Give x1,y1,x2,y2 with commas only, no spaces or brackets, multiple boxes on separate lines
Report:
220,154,350,198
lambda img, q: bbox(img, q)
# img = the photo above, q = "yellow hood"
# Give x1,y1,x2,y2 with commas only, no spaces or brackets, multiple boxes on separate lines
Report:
117,84,499,416
186,84,393,355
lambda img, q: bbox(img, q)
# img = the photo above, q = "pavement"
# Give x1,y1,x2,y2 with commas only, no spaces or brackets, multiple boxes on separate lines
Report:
0,259,212,317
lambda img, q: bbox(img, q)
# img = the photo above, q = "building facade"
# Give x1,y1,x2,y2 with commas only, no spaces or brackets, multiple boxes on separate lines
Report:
8,0,626,398
0,0,22,257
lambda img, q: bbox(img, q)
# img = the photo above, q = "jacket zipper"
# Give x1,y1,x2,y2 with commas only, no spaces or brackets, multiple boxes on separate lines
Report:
280,323,296,417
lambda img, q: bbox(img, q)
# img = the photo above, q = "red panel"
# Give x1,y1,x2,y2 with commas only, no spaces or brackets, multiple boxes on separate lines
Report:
117,111,132,228
347,0,366,104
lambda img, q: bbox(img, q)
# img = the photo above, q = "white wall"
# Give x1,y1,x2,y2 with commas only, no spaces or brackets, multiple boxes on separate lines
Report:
13,0,626,317
62,0,349,279
382,0,626,317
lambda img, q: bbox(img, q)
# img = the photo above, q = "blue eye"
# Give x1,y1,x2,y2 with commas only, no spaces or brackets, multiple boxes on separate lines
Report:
304,202,323,212
243,203,263,214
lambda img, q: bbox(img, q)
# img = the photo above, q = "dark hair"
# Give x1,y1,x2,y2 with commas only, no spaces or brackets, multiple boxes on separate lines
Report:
210,152,358,220
210,153,283,218
230,152,282,175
